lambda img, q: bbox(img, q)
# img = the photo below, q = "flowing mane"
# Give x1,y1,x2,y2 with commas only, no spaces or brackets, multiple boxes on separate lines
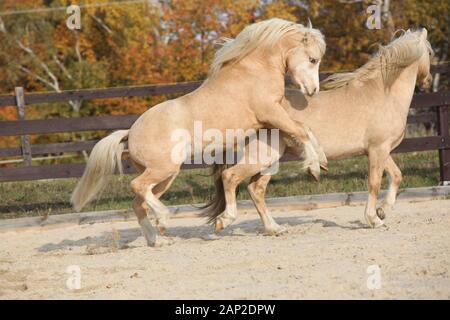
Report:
209,18,326,76
322,30,433,90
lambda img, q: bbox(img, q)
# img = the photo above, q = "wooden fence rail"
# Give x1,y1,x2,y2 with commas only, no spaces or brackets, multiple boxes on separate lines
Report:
0,66,449,184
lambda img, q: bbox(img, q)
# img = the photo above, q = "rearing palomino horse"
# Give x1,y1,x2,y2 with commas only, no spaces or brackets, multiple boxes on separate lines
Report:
71,18,327,247
204,29,433,233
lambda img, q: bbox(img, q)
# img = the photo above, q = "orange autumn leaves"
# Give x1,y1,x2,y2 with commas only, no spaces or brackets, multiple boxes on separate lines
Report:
0,0,448,148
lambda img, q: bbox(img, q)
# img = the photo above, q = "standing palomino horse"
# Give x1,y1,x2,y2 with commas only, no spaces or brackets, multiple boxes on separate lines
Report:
71,18,327,247
204,29,433,234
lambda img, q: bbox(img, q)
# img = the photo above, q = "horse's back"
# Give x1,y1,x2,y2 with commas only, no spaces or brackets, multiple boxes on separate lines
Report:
284,87,380,159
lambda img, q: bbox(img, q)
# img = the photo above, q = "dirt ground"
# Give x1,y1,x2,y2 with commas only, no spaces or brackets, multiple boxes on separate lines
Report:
0,199,449,299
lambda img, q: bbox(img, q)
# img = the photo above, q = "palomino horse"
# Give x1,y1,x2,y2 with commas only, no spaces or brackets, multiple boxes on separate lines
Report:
205,29,433,234
71,18,327,246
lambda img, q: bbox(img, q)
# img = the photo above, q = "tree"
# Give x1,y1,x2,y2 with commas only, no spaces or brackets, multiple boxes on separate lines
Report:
0,0,448,150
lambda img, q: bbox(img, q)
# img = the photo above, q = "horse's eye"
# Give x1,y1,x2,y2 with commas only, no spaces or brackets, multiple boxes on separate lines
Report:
309,57,318,64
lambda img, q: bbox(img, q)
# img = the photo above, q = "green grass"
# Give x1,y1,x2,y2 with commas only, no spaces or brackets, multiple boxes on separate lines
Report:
0,151,440,219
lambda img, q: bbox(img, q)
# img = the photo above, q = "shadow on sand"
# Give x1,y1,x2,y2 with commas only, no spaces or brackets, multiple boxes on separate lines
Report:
37,212,367,253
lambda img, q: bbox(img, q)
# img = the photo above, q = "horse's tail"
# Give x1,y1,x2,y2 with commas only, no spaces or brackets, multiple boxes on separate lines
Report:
200,163,230,224
71,130,129,212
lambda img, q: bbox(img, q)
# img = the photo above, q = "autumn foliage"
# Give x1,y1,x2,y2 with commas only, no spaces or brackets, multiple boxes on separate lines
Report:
0,0,448,148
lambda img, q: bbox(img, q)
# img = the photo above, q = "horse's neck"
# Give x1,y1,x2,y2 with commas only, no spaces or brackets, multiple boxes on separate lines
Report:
386,61,420,114
237,49,286,81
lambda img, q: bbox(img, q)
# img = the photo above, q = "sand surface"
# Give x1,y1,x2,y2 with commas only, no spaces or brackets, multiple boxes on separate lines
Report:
0,199,449,299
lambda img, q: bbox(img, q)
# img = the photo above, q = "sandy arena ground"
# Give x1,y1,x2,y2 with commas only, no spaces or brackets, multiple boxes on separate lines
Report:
0,199,449,299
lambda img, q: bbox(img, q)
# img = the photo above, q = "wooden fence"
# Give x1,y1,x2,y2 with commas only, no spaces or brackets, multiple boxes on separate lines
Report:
0,66,449,184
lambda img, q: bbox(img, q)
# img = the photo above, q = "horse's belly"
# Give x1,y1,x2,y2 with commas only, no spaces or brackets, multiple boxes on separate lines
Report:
321,139,366,160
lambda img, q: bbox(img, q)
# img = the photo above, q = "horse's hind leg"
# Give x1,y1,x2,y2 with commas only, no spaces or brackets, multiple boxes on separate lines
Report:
151,173,178,235
132,196,161,246
247,173,286,235
376,155,402,220
130,168,178,246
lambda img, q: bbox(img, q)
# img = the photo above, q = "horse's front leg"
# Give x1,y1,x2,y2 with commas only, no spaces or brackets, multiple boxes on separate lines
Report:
302,125,328,171
376,155,402,220
365,147,390,228
256,103,322,180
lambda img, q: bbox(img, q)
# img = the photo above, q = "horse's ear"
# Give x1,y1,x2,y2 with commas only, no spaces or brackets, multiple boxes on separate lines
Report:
307,18,312,29
302,34,308,44
421,28,428,40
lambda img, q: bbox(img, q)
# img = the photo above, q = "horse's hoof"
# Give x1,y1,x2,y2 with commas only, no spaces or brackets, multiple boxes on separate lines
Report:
156,216,168,234
215,220,223,232
376,207,386,220
365,212,385,228
149,236,174,248
158,227,166,236
371,217,385,228
317,146,328,170
265,225,288,236
308,165,320,181
215,213,236,232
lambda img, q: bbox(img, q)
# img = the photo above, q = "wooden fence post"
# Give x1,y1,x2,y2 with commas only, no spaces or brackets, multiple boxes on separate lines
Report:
15,87,32,166
437,105,450,185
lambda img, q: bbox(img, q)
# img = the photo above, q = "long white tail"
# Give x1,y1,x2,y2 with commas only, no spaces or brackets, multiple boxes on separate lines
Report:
71,130,129,212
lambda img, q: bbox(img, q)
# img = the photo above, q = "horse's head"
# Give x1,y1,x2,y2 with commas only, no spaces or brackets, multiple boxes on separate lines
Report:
416,28,433,90
209,18,326,95
284,24,326,96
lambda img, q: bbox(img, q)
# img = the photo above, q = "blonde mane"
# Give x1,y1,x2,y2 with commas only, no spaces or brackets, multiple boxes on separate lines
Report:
209,18,326,76
322,30,432,90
